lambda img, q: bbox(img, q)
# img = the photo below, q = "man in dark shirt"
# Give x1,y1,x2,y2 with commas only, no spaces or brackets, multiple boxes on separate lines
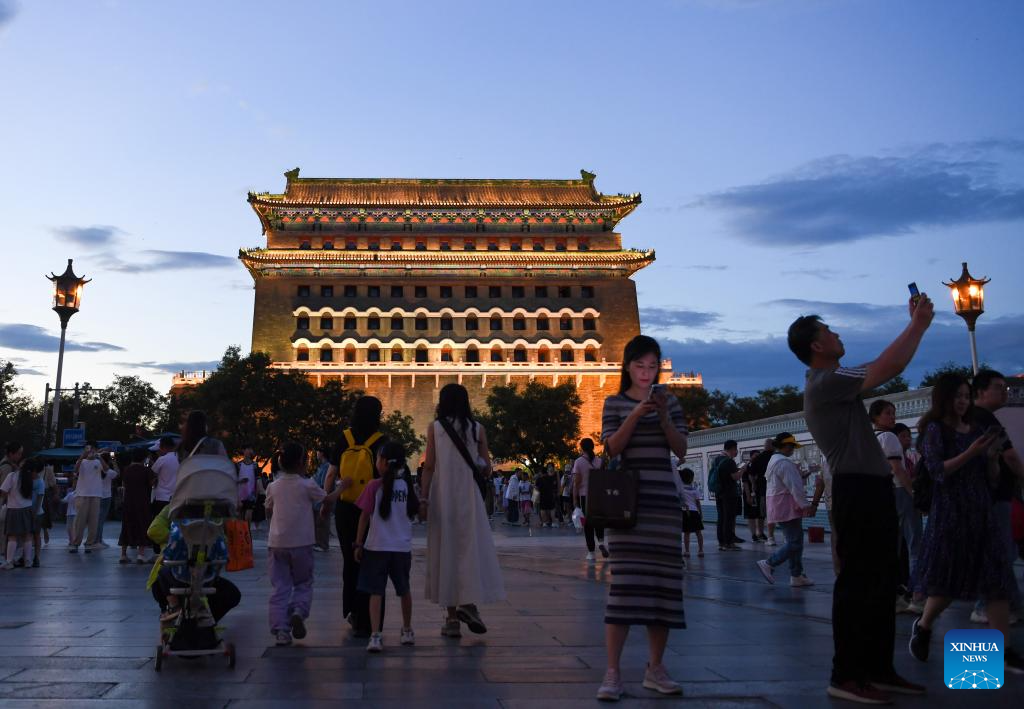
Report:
789,294,932,704
714,440,742,550
535,466,559,528
971,369,1024,624
744,439,773,542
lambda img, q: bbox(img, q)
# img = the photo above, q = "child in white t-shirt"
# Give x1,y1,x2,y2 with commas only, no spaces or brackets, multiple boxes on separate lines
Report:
355,441,420,653
62,489,77,544
264,442,336,646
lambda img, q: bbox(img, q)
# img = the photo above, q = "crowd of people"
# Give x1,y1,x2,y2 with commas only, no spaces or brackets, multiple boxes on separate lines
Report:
1,291,1022,702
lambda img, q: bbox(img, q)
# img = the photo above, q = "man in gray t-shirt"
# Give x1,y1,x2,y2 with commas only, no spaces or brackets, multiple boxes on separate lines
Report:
805,366,890,479
787,294,933,704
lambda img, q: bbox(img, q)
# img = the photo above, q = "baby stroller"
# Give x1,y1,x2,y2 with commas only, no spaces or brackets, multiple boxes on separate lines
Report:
155,454,238,671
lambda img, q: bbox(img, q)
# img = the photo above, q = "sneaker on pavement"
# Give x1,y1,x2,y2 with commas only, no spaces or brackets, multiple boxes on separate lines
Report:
895,597,910,614
456,604,487,634
870,673,926,695
756,559,775,584
790,575,815,587
366,632,383,653
908,617,931,662
275,630,292,646
68,545,78,553
732,536,746,544
599,543,610,558
642,663,682,695
400,627,415,646
718,545,730,551
0,561,13,571
765,538,777,547
290,612,307,639
441,619,462,638
586,552,596,562
827,681,892,704
969,609,989,624
905,600,925,615
596,668,623,701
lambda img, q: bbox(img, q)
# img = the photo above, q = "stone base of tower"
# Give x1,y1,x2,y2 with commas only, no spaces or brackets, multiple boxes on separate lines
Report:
272,362,674,446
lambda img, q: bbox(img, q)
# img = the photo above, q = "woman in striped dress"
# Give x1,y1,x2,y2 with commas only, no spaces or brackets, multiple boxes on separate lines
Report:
597,335,689,701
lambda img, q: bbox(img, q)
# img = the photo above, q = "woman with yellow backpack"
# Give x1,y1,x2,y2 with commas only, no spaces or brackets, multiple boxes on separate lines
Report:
322,396,387,638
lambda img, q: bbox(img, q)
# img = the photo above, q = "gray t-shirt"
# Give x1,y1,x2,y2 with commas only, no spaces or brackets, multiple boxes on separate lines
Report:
804,366,890,477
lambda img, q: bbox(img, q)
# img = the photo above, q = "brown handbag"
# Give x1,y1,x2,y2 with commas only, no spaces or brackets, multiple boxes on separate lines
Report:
585,462,638,529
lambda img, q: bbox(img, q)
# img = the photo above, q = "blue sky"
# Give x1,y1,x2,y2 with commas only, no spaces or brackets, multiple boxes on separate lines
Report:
1,0,1022,398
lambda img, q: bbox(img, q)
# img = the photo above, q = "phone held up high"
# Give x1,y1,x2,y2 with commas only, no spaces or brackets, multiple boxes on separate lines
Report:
908,282,921,306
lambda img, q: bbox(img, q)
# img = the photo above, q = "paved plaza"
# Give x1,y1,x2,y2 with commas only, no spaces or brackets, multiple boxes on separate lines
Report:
0,519,1020,708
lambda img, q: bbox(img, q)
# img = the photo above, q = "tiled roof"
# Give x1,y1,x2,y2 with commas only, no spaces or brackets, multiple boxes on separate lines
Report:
238,248,653,265
249,168,640,209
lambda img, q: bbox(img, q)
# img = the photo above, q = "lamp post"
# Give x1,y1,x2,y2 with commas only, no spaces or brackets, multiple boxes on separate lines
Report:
942,261,989,376
46,259,90,447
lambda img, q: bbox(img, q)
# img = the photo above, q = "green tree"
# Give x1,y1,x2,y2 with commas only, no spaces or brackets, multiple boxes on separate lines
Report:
863,375,910,399
478,381,582,476
380,410,425,460
0,360,44,451
919,361,982,388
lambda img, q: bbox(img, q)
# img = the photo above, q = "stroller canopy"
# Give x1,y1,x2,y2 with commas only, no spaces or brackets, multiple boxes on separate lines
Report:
168,454,238,518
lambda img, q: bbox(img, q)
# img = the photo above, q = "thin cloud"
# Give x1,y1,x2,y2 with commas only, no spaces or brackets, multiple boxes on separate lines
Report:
107,250,237,273
0,324,125,353
640,307,720,329
766,298,958,330
0,0,17,27
51,225,123,248
697,140,1024,246
662,312,1024,395
118,360,220,374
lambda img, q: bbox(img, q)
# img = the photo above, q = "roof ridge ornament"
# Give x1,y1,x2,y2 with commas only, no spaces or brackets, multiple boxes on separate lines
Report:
580,169,596,183
284,167,301,182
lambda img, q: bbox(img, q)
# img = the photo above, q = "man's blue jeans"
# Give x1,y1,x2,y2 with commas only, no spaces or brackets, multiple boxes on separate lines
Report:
768,518,804,578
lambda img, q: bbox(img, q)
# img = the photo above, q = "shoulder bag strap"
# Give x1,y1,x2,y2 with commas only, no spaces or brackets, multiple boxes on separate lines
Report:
438,418,481,477
188,436,207,458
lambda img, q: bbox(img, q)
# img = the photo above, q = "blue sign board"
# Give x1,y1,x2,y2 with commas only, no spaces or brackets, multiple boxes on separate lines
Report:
63,428,85,447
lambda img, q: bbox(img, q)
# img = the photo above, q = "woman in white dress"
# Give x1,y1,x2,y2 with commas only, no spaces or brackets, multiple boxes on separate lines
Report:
420,384,506,638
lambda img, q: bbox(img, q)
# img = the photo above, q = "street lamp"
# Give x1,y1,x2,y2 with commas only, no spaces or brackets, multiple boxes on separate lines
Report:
942,261,989,375
46,259,90,446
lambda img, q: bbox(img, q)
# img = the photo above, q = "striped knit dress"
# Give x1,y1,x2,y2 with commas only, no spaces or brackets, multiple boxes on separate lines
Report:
601,394,687,628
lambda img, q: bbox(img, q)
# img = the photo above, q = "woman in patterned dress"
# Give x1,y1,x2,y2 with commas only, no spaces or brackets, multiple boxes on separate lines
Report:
596,335,689,701
908,373,1023,672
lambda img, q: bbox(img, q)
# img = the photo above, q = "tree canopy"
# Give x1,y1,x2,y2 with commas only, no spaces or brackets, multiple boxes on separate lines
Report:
477,381,582,476
0,360,43,451
166,347,424,467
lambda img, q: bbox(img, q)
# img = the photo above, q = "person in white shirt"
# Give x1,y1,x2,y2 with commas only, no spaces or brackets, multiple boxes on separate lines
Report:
572,438,608,562
265,441,335,647
149,436,179,553
503,471,520,524
96,452,119,548
492,474,504,515
354,441,420,653
756,433,815,587
69,442,111,552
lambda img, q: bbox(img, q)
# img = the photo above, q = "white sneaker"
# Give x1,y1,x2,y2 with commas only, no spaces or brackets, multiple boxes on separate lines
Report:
586,552,596,563
0,561,13,571
895,597,910,614
970,609,989,624
274,630,292,646
765,537,777,547
596,668,623,701
905,600,925,615
367,632,383,653
400,627,415,645
790,575,814,587
642,663,682,695
756,559,774,584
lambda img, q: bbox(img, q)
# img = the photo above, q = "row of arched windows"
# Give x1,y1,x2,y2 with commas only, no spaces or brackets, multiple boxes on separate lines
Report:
296,344,599,364
297,314,596,333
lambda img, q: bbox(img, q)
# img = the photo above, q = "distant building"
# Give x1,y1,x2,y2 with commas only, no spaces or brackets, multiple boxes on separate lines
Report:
235,168,697,436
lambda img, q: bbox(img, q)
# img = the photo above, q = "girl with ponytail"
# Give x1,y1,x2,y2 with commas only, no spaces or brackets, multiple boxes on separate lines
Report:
354,441,419,653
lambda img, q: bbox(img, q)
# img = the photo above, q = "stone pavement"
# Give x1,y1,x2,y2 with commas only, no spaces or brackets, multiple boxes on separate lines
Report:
0,518,1020,708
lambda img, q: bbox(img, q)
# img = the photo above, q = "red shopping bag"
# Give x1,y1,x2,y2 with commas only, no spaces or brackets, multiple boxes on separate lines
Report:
225,518,254,572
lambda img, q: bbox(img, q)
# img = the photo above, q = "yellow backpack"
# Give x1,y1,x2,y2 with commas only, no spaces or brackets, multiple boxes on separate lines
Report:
338,429,383,503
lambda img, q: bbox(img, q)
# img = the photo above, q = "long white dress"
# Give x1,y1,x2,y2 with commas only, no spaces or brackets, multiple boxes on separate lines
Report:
425,419,506,607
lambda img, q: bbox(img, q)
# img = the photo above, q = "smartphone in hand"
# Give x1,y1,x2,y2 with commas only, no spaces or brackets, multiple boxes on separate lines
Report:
908,282,921,306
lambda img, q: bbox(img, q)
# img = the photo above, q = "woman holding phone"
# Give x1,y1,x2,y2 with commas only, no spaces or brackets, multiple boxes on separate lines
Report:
596,335,689,700
908,373,1024,673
